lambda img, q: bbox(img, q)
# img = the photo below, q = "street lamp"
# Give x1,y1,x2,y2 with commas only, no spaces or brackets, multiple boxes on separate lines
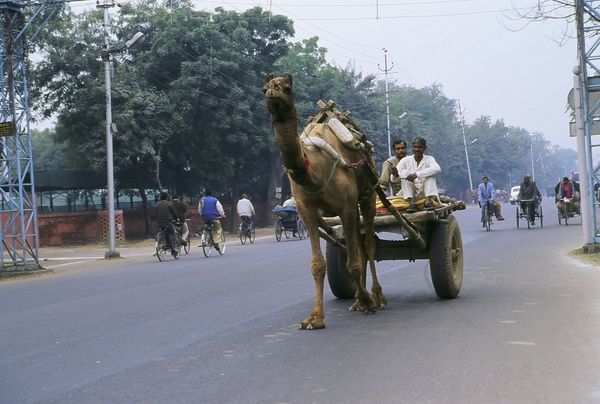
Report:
98,0,145,258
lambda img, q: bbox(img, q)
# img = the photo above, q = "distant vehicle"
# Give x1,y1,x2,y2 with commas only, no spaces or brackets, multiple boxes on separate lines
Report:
510,186,520,205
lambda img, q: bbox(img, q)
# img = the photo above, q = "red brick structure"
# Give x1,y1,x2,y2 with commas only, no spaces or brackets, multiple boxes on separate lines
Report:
36,202,275,246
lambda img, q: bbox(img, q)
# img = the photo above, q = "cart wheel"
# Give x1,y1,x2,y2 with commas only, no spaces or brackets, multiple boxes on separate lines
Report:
516,206,520,228
249,227,256,244
429,215,463,299
275,221,282,242
239,223,247,245
539,205,543,228
297,220,307,240
156,231,167,262
325,242,356,299
202,229,212,257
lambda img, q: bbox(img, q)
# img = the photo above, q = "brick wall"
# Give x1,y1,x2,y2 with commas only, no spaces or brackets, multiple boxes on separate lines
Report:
35,202,276,246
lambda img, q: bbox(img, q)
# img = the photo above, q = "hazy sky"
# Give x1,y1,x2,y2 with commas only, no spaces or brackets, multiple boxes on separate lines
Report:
199,0,578,150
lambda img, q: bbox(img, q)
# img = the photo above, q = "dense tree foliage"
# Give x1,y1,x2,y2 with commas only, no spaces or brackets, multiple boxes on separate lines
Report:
27,1,577,230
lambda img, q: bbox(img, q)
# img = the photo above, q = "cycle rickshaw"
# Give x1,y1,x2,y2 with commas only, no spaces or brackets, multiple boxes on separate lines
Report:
556,197,580,226
273,206,307,241
516,199,543,229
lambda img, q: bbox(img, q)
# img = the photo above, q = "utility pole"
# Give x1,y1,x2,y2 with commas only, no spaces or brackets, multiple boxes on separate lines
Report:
458,101,474,194
378,48,393,155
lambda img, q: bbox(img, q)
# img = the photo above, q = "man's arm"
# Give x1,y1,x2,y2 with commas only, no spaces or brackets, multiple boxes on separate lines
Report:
216,200,225,217
415,156,441,178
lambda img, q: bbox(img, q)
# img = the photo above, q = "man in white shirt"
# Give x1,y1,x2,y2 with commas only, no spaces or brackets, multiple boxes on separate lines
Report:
236,194,255,230
391,136,441,213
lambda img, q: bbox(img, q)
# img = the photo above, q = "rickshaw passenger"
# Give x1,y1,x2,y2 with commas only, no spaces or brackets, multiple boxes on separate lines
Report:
518,174,542,225
554,176,580,213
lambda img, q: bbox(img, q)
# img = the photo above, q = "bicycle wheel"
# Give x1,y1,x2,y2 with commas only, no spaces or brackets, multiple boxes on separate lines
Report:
249,227,256,244
297,219,307,239
202,229,213,257
539,205,544,228
516,206,520,228
156,231,167,262
563,204,568,226
526,205,531,229
284,227,292,239
239,223,247,245
218,232,226,255
275,220,282,242
183,233,190,254
173,231,181,259
558,206,563,225
484,205,491,231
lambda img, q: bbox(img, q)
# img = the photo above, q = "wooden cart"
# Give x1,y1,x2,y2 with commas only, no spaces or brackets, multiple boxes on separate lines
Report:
321,201,465,300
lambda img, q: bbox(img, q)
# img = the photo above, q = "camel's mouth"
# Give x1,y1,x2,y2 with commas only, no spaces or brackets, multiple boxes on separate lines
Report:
264,88,282,98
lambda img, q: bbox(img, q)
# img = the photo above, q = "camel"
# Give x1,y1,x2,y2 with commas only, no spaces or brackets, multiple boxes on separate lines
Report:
263,73,387,329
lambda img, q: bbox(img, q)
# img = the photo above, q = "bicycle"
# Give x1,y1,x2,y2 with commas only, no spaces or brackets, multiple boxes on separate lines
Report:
482,200,493,231
174,219,191,254
155,223,181,262
200,220,226,257
238,216,255,245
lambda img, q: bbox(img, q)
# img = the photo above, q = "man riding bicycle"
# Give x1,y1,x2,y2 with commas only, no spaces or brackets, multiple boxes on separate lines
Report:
236,193,255,233
478,176,504,227
156,191,179,257
518,174,542,225
199,189,225,252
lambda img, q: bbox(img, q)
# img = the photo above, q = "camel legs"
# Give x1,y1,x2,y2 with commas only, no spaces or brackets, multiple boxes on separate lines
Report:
362,201,387,309
298,214,327,330
341,211,378,314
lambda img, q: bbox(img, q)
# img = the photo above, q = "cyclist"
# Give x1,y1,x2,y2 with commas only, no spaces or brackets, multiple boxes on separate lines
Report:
198,189,225,252
518,174,542,225
236,193,255,233
156,191,179,257
478,176,504,227
554,176,580,215
172,196,189,246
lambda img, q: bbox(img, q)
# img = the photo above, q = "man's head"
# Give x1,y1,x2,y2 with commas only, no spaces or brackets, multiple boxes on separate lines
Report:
523,174,531,184
482,176,489,185
563,176,569,183
411,137,427,158
242,193,248,199
392,139,407,159
160,192,169,201
205,189,213,197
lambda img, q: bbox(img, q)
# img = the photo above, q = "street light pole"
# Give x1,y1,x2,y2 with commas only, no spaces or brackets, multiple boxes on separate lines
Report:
99,1,119,259
98,0,145,258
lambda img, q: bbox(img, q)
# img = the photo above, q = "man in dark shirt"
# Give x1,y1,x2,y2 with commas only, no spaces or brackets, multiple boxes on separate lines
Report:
156,192,179,256
172,196,189,246
518,174,542,225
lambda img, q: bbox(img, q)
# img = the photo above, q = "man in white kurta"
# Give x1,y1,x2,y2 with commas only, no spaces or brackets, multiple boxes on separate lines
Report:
391,136,441,212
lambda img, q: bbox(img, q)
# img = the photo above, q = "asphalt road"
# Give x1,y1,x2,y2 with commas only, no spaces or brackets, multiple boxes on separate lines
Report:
1,200,599,403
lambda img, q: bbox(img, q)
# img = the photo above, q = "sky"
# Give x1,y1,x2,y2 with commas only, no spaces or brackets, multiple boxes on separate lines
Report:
65,0,579,150
202,0,579,150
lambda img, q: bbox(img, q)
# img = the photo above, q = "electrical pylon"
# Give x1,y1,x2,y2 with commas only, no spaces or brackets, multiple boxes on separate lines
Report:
0,0,64,271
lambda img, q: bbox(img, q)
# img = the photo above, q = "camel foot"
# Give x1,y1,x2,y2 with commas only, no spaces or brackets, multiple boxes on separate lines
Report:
348,294,378,313
298,314,326,330
374,292,388,309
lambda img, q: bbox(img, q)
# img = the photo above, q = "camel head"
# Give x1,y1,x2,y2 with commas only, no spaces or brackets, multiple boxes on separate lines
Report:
263,73,297,121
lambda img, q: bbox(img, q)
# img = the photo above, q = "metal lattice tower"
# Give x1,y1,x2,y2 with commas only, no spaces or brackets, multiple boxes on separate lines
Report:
0,0,64,271
575,0,600,245
0,0,41,271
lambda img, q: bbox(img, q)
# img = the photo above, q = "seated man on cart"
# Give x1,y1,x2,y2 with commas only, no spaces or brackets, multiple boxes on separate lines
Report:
518,174,542,225
554,176,580,215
